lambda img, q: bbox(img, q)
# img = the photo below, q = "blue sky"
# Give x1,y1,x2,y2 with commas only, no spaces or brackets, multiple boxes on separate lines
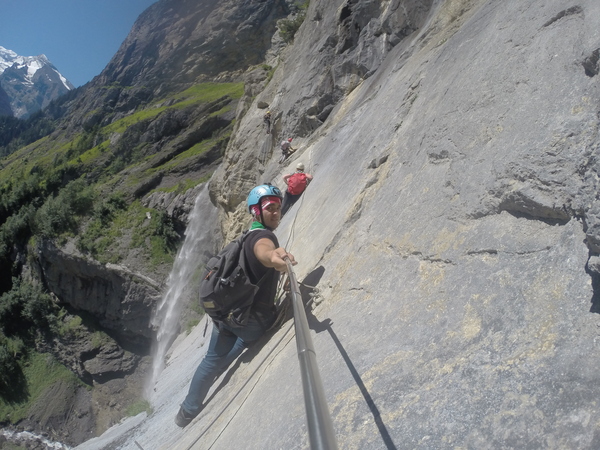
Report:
0,0,158,88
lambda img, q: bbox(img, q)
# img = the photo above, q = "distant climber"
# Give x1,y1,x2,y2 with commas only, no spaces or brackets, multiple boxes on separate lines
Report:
281,162,313,216
279,137,295,163
263,110,272,134
174,184,297,428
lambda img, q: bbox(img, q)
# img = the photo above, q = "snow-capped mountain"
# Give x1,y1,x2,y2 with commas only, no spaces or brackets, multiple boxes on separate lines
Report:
0,46,74,118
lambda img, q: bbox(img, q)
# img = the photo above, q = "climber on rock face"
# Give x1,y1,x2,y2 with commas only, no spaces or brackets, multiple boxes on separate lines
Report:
263,110,272,134
279,137,295,163
174,184,296,428
281,162,313,217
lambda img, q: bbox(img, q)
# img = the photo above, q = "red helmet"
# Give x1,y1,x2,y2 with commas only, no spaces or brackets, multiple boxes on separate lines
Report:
287,137,293,142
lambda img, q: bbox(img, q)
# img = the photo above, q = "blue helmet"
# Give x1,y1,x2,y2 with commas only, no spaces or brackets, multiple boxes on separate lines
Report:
247,184,283,212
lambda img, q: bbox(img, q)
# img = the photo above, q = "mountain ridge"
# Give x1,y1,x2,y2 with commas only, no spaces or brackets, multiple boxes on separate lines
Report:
0,45,74,118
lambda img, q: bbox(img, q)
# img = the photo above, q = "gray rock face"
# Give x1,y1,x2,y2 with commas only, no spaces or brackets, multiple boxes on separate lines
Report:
99,0,293,90
73,0,600,449
142,183,205,226
35,240,161,346
81,341,138,381
61,0,287,144
210,0,437,214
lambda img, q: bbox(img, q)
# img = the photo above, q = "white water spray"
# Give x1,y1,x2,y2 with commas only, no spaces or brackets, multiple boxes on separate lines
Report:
1,429,71,449
146,185,221,394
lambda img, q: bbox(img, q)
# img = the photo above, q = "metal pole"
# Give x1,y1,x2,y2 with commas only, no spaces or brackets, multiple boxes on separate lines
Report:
285,258,338,450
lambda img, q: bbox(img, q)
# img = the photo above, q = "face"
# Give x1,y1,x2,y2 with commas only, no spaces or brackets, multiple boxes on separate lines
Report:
261,203,281,229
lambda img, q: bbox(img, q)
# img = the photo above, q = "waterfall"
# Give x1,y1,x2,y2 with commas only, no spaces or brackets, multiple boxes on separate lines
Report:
146,184,221,394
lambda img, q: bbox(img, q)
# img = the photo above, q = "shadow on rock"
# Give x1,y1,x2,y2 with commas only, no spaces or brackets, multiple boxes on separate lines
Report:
585,255,600,314
301,266,398,450
0,362,28,404
202,264,397,449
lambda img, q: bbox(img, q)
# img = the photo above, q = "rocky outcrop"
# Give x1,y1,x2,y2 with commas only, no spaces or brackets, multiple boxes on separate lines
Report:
69,93,235,203
142,183,204,227
61,0,296,140
99,0,293,90
34,239,161,347
210,0,437,218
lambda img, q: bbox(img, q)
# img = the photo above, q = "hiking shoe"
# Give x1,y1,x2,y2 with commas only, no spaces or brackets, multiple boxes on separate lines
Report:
175,406,197,428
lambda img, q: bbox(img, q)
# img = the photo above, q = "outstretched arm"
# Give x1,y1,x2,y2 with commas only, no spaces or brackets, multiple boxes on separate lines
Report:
254,238,297,272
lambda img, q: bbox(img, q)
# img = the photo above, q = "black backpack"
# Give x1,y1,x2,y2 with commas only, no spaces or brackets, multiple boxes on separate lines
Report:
199,230,263,328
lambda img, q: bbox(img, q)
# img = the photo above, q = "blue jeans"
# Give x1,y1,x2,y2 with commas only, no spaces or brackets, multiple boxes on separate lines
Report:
181,315,269,415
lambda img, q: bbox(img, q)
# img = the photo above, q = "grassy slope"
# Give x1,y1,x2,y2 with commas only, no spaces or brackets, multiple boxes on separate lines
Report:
0,81,243,430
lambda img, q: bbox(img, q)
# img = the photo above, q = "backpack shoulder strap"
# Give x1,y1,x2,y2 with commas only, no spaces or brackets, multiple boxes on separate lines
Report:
239,228,274,288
